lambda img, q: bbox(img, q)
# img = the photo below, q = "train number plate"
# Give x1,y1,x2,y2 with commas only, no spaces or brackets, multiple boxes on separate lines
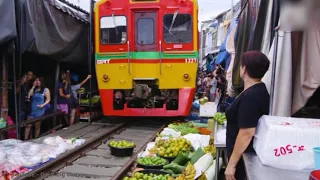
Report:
97,59,111,64
185,58,198,63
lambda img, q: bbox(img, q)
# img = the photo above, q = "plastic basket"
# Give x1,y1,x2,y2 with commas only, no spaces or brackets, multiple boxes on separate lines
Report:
108,144,135,157
314,147,320,170
310,170,320,180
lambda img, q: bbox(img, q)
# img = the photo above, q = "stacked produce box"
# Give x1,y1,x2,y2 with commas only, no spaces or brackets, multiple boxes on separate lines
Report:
123,121,225,180
77,88,102,120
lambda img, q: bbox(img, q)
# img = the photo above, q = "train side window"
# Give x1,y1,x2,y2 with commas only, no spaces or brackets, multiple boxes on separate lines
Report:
100,16,127,44
137,18,155,45
163,14,192,43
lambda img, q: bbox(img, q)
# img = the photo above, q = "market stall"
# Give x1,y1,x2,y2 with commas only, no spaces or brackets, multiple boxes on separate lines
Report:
0,136,85,179
77,88,102,121
112,114,227,180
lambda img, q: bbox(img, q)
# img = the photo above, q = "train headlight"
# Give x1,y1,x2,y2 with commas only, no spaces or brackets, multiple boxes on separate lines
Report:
103,74,109,82
183,73,190,81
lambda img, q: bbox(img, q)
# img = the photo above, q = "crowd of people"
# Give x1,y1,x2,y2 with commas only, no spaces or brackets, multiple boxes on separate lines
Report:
197,64,227,112
17,70,91,140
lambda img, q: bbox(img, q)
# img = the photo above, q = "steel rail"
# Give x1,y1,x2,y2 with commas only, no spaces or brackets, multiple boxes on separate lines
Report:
110,123,167,180
15,123,126,180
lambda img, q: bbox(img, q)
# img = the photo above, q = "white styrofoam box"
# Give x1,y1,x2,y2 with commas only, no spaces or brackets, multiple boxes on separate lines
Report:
254,115,320,171
200,102,217,117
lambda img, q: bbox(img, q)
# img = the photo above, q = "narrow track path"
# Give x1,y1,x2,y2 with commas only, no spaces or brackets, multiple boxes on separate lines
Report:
15,118,169,180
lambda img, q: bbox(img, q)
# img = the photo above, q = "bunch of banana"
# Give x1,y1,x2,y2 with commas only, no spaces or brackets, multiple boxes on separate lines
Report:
204,145,217,158
175,163,196,180
175,175,185,180
209,136,214,145
213,112,227,125
198,173,207,180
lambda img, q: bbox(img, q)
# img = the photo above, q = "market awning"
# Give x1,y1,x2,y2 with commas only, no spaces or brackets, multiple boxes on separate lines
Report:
17,0,89,63
0,0,17,46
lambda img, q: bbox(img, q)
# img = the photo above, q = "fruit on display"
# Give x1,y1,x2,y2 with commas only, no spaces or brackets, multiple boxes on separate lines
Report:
209,136,214,145
213,112,227,125
123,172,173,180
80,99,90,104
77,88,86,93
204,145,217,159
175,163,196,180
199,98,205,105
136,156,168,166
152,138,192,157
198,173,208,180
109,140,135,148
168,123,199,136
203,97,208,103
91,95,100,104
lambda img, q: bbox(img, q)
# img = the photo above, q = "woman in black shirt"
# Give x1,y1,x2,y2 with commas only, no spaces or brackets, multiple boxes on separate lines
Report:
225,51,270,180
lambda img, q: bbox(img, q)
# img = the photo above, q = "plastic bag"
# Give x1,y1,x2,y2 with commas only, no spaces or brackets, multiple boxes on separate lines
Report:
160,128,181,138
183,134,210,150
254,115,320,170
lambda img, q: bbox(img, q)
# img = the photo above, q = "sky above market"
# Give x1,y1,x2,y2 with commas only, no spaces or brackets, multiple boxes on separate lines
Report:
66,0,239,23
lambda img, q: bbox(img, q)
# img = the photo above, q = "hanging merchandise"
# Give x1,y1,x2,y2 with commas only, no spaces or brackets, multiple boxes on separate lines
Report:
215,17,238,66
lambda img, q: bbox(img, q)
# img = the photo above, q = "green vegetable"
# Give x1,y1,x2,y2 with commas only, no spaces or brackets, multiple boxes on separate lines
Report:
167,123,199,135
213,112,227,125
163,162,186,174
190,148,205,164
172,152,190,165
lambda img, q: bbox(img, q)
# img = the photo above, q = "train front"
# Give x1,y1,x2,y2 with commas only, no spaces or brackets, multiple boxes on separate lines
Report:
94,0,199,117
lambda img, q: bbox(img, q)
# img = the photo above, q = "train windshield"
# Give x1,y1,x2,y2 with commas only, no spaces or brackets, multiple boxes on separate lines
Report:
137,18,155,45
100,16,127,44
163,14,192,43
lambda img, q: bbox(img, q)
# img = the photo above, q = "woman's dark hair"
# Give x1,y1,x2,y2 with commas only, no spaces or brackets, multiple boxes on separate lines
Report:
241,51,270,79
37,77,46,92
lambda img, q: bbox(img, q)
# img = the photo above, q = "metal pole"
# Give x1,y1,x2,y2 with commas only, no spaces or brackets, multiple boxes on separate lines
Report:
18,0,24,140
54,62,60,112
269,30,279,115
88,0,94,123
13,42,20,139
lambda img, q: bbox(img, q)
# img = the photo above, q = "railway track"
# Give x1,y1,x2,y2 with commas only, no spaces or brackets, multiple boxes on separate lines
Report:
15,118,170,180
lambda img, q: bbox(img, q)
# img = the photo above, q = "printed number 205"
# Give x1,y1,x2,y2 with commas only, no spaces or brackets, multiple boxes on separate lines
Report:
274,145,293,157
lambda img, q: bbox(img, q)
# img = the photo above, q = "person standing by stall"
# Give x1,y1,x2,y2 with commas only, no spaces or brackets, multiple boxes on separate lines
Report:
68,74,92,125
225,51,270,180
25,77,51,140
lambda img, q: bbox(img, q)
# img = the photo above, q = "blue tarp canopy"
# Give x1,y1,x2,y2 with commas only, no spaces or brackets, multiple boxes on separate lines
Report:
215,18,238,66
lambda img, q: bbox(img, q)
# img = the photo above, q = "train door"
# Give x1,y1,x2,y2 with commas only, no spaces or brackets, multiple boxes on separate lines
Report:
131,11,159,78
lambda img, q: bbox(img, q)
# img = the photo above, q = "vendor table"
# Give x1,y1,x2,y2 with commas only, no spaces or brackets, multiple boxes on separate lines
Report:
243,152,311,180
214,121,227,180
